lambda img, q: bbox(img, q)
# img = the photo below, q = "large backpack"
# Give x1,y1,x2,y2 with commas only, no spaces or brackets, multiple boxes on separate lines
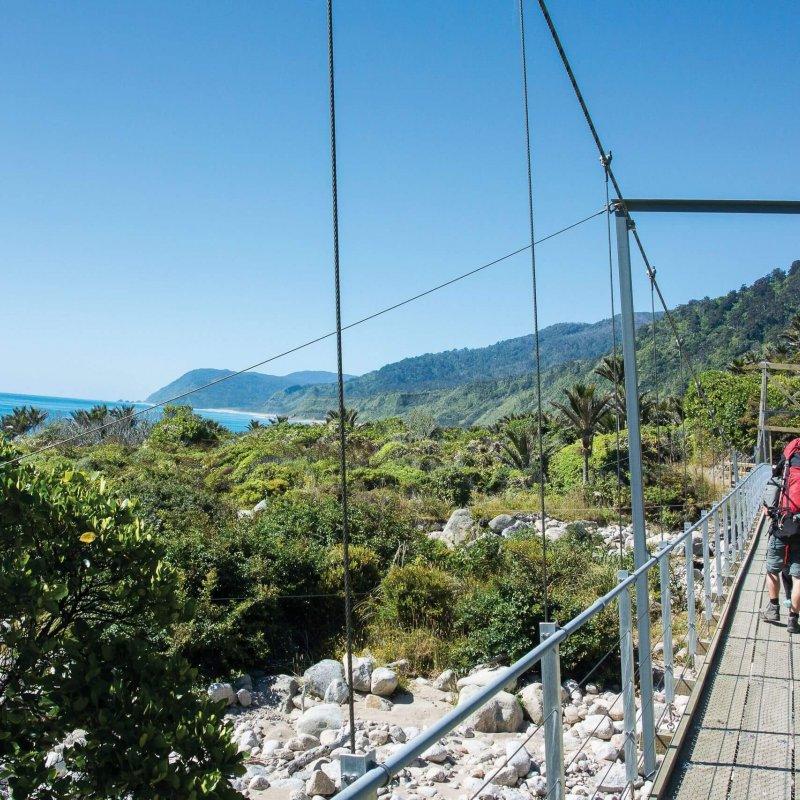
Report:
772,438,800,539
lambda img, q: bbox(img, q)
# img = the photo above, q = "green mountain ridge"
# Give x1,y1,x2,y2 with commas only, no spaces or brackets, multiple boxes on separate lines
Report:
147,315,650,423
263,261,800,424
260,315,652,424
147,261,800,426
146,369,350,411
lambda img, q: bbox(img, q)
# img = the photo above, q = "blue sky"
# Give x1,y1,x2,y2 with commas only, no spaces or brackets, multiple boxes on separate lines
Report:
3,1,799,400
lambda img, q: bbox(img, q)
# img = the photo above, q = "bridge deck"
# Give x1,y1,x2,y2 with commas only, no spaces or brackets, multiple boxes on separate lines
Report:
664,524,796,799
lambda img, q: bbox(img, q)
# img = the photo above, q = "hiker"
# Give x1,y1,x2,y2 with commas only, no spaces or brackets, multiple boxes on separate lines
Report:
762,437,800,633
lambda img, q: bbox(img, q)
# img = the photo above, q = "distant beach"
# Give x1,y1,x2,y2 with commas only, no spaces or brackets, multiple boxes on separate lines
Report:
0,392,282,433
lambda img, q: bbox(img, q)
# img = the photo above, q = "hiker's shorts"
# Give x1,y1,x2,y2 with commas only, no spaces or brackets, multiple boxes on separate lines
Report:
766,534,800,578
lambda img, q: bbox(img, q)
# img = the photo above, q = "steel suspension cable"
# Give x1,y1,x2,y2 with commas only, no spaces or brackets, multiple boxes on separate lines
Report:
325,0,356,751
535,0,735,455
648,272,666,539
0,208,604,470
518,0,549,621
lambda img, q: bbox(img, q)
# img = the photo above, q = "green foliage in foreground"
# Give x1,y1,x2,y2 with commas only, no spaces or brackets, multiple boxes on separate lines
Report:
0,446,243,799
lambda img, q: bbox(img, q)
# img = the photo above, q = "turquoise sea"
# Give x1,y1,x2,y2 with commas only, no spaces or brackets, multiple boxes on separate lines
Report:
0,391,274,433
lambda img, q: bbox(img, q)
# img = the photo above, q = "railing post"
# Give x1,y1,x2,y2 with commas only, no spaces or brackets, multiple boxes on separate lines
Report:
540,621,564,800
719,502,729,577
701,511,713,622
684,522,697,663
724,498,735,564
738,485,746,550
658,547,675,704
617,571,638,791
713,505,723,600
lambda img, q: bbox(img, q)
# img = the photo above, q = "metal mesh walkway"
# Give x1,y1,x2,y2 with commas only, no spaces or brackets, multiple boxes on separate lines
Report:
664,525,796,800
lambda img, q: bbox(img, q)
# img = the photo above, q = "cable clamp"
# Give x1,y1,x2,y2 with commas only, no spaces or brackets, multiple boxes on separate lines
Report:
600,150,613,171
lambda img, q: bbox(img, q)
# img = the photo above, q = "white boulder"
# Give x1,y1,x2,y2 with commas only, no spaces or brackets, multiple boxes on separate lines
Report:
441,509,479,547
324,678,350,705
488,514,514,533
578,714,613,740
596,762,628,793
236,688,252,707
518,682,543,725
306,770,335,797
207,682,236,705
433,668,457,692
343,655,375,692
303,660,345,699
505,742,531,777
457,668,516,693
370,667,398,697
296,704,343,738
237,729,259,753
458,685,523,733
421,742,449,763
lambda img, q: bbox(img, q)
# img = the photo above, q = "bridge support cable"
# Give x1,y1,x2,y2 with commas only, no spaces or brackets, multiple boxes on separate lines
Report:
517,0,550,621
325,0,357,752
647,270,668,541
534,0,741,457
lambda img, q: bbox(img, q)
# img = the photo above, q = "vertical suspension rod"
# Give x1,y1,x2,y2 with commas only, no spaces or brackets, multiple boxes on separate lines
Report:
517,0,549,620
326,0,356,752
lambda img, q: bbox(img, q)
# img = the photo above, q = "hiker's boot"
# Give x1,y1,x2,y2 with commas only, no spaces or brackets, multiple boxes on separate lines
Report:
762,599,780,623
788,613,800,634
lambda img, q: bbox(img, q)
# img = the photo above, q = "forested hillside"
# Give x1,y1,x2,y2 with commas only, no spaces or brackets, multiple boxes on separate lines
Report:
636,262,800,391
147,262,800,425
267,261,800,423
264,316,651,423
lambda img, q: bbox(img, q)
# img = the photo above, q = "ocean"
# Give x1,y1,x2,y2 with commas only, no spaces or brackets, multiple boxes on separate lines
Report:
0,391,275,433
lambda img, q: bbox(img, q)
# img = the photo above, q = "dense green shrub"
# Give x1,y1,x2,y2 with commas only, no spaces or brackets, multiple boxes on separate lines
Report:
148,405,229,449
0,446,242,799
549,442,583,490
427,464,480,506
374,563,458,632
684,371,761,451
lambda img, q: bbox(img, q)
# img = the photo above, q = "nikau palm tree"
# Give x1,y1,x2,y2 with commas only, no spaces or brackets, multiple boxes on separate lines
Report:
110,405,137,429
71,404,109,428
0,405,48,438
499,425,535,470
594,354,625,417
326,408,360,428
552,383,611,484
728,352,759,374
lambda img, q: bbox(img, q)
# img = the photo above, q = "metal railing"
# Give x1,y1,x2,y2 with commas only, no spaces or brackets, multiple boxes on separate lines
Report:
336,463,771,800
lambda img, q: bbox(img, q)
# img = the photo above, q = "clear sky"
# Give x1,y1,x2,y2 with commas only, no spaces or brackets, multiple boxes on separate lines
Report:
3,1,799,400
